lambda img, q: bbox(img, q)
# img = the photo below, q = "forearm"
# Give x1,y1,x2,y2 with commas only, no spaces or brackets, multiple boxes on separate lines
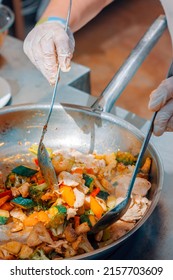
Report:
40,0,113,32
160,0,173,48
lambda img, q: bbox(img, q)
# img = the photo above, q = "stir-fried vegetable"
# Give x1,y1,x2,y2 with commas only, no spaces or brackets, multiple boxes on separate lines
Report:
0,148,152,260
11,196,35,209
0,209,9,225
115,151,137,166
12,165,38,177
29,183,48,202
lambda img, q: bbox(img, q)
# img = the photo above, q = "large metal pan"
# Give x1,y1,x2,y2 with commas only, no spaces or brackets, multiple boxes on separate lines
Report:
0,16,166,259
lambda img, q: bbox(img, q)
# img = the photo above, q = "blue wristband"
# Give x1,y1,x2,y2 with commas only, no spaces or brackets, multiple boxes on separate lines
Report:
37,16,67,26
48,16,67,26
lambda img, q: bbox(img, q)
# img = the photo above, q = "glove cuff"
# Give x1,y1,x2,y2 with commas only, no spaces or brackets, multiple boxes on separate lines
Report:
36,16,67,27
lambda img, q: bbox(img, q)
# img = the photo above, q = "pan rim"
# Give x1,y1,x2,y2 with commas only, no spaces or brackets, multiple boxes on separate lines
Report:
0,103,164,259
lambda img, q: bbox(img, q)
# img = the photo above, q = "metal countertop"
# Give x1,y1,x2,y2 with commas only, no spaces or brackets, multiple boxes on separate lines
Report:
0,36,173,260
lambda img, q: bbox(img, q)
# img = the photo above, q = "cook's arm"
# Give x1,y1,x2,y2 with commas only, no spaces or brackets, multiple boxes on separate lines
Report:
148,0,173,136
41,0,114,32
160,0,173,47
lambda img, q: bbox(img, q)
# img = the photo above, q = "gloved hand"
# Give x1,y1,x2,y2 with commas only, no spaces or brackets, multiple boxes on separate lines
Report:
23,19,75,85
148,76,173,136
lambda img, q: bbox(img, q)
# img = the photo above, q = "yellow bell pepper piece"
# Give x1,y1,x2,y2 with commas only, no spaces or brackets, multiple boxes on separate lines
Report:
90,196,104,219
60,186,75,207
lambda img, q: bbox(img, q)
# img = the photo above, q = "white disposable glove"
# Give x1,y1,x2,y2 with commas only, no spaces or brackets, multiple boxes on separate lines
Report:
23,19,75,85
148,76,173,136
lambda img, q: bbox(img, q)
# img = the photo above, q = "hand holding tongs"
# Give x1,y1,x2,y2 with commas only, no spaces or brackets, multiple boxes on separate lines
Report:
37,0,72,189
89,62,173,234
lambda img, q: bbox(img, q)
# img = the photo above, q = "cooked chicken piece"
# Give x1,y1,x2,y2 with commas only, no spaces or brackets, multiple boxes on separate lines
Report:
72,236,82,251
66,208,78,220
27,222,53,247
75,222,90,235
64,224,78,243
27,229,42,247
98,162,117,178
0,247,15,260
121,196,151,222
11,187,20,197
64,244,77,258
72,233,94,253
58,171,82,187
78,234,94,253
0,223,31,243
52,153,74,174
98,176,115,194
77,183,89,194
73,188,85,208
113,174,151,198
10,208,27,222
18,244,34,259
49,240,68,254
49,239,73,258
95,230,103,242
109,220,135,241
11,218,24,232
104,153,117,165
18,182,30,198
0,241,22,255
71,150,106,173
71,150,95,165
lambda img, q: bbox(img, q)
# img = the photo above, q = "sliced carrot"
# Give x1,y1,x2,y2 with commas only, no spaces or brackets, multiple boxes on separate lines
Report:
33,158,39,166
0,202,14,211
37,178,45,184
0,195,10,207
90,196,104,219
0,190,12,199
85,168,94,175
71,168,83,174
60,186,75,207
74,216,80,229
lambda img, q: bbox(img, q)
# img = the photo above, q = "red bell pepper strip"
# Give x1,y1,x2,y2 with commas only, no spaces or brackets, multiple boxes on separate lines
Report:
0,190,12,200
90,187,100,197
85,168,94,175
34,158,39,166
0,202,14,211
0,195,10,207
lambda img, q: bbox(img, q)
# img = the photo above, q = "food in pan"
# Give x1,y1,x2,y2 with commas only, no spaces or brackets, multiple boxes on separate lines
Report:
0,146,152,260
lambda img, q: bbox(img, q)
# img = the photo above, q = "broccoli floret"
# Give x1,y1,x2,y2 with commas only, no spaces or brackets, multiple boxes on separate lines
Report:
47,206,67,229
31,249,49,260
5,173,28,188
29,183,48,202
115,151,137,166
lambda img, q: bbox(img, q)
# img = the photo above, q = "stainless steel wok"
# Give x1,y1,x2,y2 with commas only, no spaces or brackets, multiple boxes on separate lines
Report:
0,16,166,259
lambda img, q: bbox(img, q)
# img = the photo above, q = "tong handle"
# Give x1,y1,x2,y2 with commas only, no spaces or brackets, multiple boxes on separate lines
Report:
126,61,173,199
39,0,72,144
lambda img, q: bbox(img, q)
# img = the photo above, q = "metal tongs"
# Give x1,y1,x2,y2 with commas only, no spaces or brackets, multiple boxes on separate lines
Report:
89,63,173,235
38,0,72,189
